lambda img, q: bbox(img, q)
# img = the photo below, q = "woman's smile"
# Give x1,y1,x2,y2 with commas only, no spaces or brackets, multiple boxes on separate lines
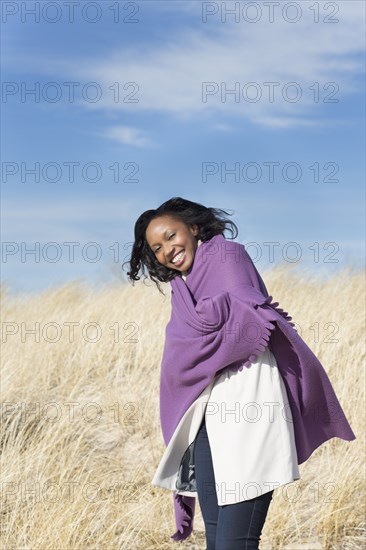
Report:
171,250,186,266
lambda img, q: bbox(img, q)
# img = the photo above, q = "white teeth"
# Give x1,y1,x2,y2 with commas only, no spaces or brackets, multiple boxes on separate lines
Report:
172,250,185,264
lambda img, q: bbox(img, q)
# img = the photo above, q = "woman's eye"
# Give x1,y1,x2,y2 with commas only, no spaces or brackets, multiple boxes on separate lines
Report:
154,233,175,253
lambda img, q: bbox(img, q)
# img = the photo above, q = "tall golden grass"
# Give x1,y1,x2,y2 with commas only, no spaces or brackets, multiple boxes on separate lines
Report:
1,265,365,549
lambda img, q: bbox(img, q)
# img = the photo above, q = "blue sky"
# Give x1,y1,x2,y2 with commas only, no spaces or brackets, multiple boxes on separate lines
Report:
1,0,365,294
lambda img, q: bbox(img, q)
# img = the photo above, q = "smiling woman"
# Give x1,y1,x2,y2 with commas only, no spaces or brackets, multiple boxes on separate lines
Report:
123,197,356,548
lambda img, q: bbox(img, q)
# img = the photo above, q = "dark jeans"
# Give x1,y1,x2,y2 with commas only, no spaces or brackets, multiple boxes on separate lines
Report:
194,417,274,550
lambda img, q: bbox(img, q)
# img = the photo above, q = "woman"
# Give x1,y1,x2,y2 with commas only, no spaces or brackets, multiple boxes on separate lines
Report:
125,197,356,549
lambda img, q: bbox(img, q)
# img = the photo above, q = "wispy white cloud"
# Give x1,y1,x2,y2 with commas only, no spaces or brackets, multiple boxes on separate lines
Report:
210,123,233,132
2,1,365,131
101,125,156,148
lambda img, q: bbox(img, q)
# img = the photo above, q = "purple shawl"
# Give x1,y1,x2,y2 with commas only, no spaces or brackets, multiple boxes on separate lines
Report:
158,234,356,542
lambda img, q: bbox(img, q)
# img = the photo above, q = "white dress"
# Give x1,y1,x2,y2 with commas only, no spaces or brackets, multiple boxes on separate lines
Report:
151,252,301,506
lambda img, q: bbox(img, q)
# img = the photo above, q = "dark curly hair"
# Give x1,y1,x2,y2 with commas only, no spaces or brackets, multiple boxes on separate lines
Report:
122,196,239,295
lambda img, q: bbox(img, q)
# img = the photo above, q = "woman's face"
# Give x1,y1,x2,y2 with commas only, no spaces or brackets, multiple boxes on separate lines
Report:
145,215,199,274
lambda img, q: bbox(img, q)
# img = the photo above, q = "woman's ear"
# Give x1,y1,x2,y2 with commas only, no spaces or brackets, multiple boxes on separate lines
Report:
192,224,199,238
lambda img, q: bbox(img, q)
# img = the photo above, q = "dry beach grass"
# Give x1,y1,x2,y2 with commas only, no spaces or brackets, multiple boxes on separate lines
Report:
1,266,365,549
